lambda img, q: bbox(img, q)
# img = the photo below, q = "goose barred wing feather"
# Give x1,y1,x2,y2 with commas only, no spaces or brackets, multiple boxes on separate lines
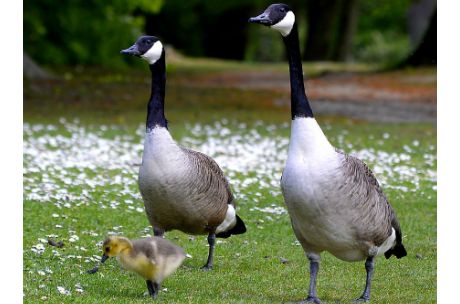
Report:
182,149,247,237
337,149,405,252
177,147,237,231
181,147,235,205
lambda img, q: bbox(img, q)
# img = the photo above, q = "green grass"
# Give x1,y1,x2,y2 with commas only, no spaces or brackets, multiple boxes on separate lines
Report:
24,63,436,303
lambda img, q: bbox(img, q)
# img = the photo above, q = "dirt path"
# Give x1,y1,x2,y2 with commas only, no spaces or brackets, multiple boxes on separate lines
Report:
310,99,436,123
174,69,437,123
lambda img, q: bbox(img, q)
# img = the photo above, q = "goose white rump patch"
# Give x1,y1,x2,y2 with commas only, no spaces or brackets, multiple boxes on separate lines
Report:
142,41,163,64
271,11,295,36
375,228,396,256
215,205,236,234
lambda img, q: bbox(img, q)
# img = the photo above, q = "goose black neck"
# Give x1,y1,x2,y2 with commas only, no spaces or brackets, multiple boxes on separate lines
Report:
282,23,314,119
146,51,167,131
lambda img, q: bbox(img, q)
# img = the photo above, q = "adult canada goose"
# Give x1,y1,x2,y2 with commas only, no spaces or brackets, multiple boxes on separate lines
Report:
249,4,407,303
120,36,246,270
88,236,185,299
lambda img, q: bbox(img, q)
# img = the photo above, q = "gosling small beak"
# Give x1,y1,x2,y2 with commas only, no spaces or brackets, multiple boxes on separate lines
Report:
248,13,272,25
120,44,141,56
100,254,109,263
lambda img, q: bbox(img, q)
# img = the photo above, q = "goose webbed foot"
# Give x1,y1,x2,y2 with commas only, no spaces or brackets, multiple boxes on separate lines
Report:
200,264,213,271
302,296,322,304
146,280,159,299
201,233,215,271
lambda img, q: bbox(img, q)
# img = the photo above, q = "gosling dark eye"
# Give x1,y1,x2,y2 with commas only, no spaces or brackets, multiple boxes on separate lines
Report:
105,247,109,252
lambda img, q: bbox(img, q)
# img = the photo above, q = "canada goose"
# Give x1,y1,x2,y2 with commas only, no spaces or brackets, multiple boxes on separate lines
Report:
88,236,185,299
120,36,246,270
249,4,407,303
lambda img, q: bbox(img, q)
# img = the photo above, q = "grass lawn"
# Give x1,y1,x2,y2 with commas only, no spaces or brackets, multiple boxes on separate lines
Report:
23,62,436,303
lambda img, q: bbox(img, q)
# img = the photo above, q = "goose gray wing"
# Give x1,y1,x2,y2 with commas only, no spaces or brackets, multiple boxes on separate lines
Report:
182,147,246,237
178,147,236,229
337,149,404,251
181,147,235,205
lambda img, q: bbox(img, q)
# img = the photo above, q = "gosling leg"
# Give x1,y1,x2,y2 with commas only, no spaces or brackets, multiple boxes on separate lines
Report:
146,280,159,299
153,227,164,238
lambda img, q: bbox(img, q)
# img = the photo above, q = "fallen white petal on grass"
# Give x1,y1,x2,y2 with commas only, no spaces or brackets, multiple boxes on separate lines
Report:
31,244,45,255
68,235,79,242
57,286,71,296
250,205,287,215
24,120,437,211
75,283,84,293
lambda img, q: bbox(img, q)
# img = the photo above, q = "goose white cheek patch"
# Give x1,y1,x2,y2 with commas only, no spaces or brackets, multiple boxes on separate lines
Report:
142,41,163,64
271,11,295,36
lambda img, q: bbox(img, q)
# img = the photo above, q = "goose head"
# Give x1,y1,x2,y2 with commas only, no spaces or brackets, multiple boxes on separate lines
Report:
249,3,295,37
100,236,133,262
121,35,164,64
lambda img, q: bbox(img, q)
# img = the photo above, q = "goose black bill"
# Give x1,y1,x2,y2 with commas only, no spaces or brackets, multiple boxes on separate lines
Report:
248,13,273,25
120,44,141,56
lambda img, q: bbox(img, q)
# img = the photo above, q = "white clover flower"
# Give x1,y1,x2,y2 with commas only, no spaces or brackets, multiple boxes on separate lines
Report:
57,286,71,296
68,235,79,243
31,244,45,255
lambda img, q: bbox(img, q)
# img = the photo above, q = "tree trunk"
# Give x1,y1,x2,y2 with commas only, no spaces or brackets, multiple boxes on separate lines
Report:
399,8,436,67
304,0,342,61
406,0,437,47
332,0,360,61
23,52,51,79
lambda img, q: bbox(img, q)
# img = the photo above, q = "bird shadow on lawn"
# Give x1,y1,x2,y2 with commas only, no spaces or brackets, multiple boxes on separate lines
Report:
89,283,148,300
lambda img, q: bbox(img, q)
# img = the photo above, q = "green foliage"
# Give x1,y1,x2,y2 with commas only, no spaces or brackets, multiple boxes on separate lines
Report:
353,0,413,63
354,31,410,64
245,26,285,62
24,0,163,67
358,0,412,32
23,0,420,65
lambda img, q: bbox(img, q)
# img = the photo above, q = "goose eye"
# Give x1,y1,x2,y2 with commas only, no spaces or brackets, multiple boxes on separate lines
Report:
280,8,285,12
105,247,109,252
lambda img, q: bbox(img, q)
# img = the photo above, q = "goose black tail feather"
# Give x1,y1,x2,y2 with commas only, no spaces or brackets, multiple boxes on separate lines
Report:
384,243,407,259
216,215,246,238
385,212,407,259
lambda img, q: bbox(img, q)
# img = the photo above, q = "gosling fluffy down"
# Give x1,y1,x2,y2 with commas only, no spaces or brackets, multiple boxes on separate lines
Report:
97,236,186,299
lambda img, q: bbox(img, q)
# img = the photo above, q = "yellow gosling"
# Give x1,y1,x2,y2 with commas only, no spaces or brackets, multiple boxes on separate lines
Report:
94,236,185,299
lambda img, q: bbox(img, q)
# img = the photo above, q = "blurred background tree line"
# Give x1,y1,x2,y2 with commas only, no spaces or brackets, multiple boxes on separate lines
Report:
24,0,436,70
